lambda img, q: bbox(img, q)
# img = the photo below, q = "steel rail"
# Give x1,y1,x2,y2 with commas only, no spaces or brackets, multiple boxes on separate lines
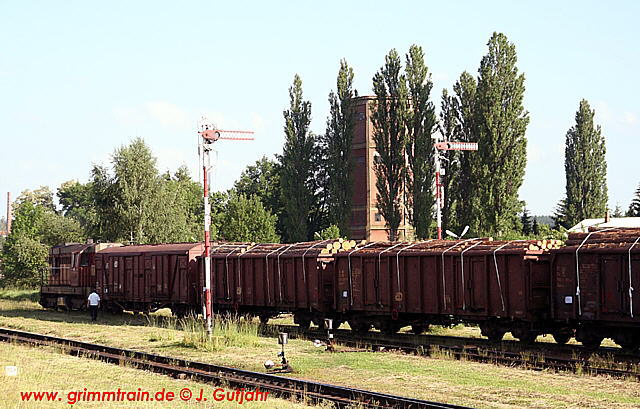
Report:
267,325,640,380
0,327,471,409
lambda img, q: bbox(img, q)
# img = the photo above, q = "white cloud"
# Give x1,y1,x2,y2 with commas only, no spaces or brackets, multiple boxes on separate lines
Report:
592,101,637,129
623,111,637,125
144,101,190,129
112,106,142,126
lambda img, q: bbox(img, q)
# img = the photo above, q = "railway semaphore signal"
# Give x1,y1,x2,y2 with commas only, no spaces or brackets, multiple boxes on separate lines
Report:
197,116,254,336
432,132,478,240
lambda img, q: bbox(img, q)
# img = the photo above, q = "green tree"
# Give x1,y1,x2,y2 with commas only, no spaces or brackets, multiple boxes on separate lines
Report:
38,211,84,246
552,197,569,229
564,99,608,226
521,207,532,235
612,204,624,218
1,200,56,287
439,72,477,234
57,180,98,237
314,224,341,240
17,186,56,212
322,59,356,237
234,157,281,215
88,139,203,244
219,193,279,242
404,45,436,239
9,196,84,246
470,32,529,236
90,164,120,241
146,168,203,243
0,235,48,287
628,183,640,216
112,138,160,244
279,75,318,242
532,217,540,236
371,49,408,241
10,201,44,239
234,157,284,235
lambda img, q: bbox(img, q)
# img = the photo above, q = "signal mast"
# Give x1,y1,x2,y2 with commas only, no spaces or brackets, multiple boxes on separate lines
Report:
432,132,478,240
198,117,254,336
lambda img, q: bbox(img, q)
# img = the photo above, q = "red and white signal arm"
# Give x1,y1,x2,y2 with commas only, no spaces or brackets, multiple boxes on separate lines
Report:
198,129,254,141
435,141,478,151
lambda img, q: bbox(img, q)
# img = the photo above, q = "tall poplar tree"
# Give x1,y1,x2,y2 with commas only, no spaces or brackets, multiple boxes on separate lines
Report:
440,72,478,234
371,49,408,241
280,75,317,242
564,99,608,226
404,45,436,239
322,59,356,237
471,32,529,236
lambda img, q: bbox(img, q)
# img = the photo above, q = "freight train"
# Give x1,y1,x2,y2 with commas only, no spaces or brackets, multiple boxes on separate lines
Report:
40,228,640,350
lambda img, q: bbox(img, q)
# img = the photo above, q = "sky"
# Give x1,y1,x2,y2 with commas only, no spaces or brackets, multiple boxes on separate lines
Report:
1,1,639,221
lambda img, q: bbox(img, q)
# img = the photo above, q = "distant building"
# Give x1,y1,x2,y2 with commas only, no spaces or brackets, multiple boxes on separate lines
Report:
568,217,640,233
349,96,414,241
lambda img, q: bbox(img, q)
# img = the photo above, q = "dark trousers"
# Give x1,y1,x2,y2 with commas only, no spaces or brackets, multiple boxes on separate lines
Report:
89,305,98,321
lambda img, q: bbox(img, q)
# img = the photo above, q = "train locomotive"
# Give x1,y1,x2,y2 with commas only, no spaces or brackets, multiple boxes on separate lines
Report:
40,228,640,350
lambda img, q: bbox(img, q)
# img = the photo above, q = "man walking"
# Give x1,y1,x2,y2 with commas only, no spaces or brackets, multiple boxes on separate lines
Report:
87,289,100,322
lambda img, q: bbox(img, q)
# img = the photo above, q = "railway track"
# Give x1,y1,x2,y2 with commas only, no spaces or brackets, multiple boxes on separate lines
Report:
0,327,470,409
267,324,640,380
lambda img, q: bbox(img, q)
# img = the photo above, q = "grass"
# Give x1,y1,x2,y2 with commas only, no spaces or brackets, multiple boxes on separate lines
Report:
0,341,313,408
0,287,39,302
145,313,262,351
1,296,639,408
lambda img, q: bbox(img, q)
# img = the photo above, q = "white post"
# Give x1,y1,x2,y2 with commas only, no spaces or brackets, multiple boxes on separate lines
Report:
434,136,443,240
200,120,214,337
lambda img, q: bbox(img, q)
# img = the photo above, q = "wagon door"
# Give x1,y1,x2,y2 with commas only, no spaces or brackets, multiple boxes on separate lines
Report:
601,256,624,314
363,258,378,307
281,258,296,306
469,259,487,312
144,256,154,301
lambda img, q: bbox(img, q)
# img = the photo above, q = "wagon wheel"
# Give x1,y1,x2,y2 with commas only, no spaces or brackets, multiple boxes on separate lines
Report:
349,321,372,334
614,333,640,352
616,340,639,352
552,331,572,345
379,321,402,335
581,335,603,350
295,317,311,331
259,314,270,325
411,324,429,335
513,330,538,344
487,329,506,343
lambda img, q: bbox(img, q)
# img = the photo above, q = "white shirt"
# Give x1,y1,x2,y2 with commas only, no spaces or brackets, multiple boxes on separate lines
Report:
88,292,100,306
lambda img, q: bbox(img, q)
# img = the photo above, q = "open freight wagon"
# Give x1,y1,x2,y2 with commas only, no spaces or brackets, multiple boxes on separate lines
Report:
332,239,565,342
200,241,339,327
550,228,640,349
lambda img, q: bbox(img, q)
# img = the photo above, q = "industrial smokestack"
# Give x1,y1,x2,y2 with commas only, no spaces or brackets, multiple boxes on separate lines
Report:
6,192,11,235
